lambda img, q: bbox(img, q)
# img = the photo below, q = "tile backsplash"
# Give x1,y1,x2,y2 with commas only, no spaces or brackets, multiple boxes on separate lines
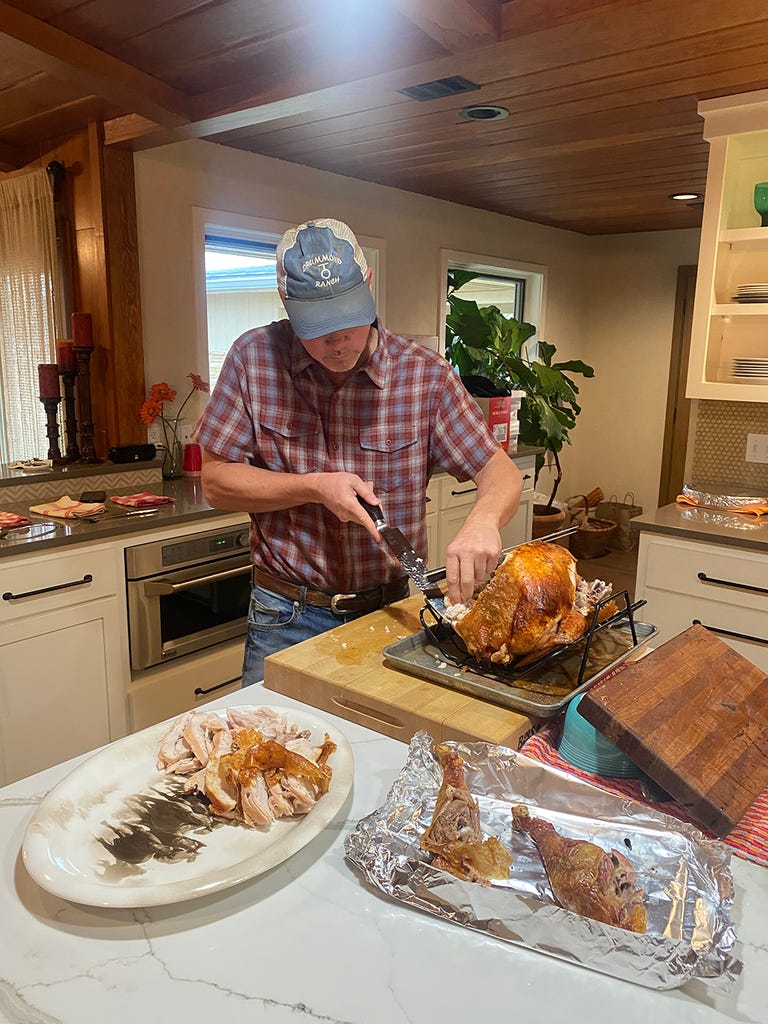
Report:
690,400,768,493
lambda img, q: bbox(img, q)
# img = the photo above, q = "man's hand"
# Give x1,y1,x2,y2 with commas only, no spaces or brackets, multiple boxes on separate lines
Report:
313,472,382,544
445,514,502,605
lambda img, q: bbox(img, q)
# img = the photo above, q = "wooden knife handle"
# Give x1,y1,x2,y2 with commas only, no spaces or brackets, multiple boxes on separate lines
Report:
356,495,386,527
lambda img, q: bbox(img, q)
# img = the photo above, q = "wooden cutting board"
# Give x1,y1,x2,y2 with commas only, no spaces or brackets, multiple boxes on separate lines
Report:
579,624,768,837
263,595,537,749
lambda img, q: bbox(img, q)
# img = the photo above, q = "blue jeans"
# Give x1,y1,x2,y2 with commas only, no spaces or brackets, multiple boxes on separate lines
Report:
241,584,368,687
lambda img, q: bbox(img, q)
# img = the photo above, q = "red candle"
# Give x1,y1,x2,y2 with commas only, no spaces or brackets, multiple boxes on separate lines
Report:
38,363,60,398
56,340,77,372
71,312,93,348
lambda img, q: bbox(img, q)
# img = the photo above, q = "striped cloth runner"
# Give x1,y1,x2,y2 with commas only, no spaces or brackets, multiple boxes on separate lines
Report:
520,716,768,867
109,492,176,507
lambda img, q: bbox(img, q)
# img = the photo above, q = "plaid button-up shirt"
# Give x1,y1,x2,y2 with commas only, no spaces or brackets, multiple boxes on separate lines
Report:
194,320,500,592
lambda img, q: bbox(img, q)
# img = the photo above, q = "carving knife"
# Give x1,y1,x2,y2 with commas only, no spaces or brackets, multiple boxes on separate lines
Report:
357,496,444,603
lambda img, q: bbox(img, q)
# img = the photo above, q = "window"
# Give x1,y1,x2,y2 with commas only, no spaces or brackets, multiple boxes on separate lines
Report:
204,233,283,390
194,210,385,392
440,249,546,359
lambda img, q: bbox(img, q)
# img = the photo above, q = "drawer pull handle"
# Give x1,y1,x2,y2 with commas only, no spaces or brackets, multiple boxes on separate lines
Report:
692,619,768,647
696,571,768,597
2,573,93,602
450,487,477,497
194,675,241,697
523,474,532,481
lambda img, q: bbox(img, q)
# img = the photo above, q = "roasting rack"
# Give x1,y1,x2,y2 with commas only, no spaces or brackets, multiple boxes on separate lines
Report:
417,589,645,693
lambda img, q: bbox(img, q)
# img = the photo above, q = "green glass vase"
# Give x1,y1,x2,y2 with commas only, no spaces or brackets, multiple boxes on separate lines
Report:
754,181,768,227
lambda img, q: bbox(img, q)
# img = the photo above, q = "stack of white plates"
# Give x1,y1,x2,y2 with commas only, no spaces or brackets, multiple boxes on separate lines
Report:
733,283,768,303
732,357,768,379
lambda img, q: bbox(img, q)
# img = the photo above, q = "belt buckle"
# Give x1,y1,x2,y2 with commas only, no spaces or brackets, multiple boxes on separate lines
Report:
330,592,357,614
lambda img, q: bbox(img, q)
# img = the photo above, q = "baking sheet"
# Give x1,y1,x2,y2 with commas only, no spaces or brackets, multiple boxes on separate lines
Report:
382,620,657,717
344,732,742,990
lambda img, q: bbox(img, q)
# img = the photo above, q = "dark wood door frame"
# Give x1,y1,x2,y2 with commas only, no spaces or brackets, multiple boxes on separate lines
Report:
658,265,696,508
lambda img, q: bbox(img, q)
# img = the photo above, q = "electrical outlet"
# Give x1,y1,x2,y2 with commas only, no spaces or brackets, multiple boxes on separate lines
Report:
746,433,768,464
146,424,164,447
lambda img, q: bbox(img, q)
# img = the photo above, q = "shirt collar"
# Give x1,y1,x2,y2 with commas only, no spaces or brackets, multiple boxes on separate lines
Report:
289,321,390,390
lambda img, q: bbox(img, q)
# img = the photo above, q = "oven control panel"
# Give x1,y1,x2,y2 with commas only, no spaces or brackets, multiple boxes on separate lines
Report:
161,530,250,568
125,525,251,579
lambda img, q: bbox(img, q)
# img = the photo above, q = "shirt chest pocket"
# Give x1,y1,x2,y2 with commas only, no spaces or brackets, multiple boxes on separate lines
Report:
258,411,323,474
359,425,418,493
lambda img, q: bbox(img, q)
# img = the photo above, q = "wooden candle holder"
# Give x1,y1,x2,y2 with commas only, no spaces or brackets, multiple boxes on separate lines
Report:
39,395,65,465
73,345,102,464
59,368,80,462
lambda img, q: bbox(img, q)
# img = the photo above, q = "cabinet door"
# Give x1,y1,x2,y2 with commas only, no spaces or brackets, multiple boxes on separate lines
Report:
0,605,115,785
425,511,440,570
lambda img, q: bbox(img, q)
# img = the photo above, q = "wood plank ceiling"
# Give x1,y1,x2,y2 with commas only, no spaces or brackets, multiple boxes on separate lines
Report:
3,0,768,234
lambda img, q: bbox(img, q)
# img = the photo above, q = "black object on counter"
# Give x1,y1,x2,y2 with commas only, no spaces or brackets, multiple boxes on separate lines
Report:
108,444,157,463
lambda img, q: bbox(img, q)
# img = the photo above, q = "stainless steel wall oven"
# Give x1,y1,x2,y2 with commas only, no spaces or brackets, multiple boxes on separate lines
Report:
126,525,251,671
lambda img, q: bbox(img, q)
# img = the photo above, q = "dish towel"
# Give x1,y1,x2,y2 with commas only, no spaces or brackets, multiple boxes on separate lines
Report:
0,511,32,528
8,459,52,471
676,494,768,516
29,495,105,519
109,492,176,508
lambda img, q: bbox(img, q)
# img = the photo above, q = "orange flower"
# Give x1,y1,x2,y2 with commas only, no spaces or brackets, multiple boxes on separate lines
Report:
188,372,210,393
139,399,162,425
149,382,177,404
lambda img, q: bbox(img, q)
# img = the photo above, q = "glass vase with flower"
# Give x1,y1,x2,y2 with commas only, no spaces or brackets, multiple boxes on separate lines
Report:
140,373,210,479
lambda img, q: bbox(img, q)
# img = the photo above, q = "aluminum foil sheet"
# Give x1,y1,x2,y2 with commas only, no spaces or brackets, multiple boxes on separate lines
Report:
345,732,742,991
681,484,768,510
678,506,765,532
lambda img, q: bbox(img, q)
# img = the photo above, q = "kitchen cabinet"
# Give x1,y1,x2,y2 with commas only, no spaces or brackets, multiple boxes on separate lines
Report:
0,544,129,785
635,530,768,673
428,453,535,570
688,90,768,400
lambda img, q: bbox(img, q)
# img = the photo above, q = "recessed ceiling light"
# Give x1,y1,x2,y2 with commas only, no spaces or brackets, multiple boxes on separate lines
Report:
459,104,509,122
670,192,703,201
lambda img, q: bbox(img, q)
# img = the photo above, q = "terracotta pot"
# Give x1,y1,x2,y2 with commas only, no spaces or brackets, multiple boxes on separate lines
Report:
531,503,567,540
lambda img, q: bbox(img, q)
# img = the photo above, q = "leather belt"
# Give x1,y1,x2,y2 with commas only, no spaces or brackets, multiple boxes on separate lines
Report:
251,566,410,615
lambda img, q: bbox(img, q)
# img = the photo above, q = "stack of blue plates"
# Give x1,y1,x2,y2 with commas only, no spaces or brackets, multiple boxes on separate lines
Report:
558,694,642,779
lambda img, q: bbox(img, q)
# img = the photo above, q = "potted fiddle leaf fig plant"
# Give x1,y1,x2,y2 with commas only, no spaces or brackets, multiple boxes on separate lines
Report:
445,271,594,519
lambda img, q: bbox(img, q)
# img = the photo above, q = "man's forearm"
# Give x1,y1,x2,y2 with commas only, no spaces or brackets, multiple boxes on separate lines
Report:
201,456,321,513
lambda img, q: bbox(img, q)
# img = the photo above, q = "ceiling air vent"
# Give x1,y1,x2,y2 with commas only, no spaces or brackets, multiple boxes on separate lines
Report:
398,76,480,102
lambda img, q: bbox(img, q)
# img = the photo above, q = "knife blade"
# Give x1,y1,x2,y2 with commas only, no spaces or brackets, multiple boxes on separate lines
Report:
357,496,443,601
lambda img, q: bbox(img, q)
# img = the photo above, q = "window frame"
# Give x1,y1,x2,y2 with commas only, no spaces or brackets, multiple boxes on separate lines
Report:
439,248,547,356
191,207,386,382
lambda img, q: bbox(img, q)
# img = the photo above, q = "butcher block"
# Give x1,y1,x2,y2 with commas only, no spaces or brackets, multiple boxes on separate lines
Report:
263,595,537,748
579,624,768,837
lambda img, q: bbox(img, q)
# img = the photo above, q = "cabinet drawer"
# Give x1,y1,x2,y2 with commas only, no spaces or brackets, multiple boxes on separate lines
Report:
129,640,244,731
643,536,768,615
641,587,768,674
514,454,536,494
0,544,119,624
441,477,478,509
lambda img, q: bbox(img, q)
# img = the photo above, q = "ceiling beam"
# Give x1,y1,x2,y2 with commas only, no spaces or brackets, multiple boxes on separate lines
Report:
392,0,500,52
0,1,191,126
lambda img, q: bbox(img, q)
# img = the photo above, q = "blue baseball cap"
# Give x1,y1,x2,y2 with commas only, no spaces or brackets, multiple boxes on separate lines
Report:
276,218,376,340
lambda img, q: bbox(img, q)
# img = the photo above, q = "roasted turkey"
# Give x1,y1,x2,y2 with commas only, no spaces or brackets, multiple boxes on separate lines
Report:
512,804,646,933
420,743,512,885
450,541,613,666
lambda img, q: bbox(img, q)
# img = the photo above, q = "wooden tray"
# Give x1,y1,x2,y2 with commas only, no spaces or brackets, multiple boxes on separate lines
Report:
579,624,768,837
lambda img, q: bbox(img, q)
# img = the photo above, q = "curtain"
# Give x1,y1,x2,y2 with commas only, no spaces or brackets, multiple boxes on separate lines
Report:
0,168,57,462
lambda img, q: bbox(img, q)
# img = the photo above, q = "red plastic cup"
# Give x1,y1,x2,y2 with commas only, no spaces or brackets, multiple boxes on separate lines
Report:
183,442,202,476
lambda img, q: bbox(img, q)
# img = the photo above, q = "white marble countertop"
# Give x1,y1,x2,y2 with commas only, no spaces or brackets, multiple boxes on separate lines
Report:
1,685,766,1024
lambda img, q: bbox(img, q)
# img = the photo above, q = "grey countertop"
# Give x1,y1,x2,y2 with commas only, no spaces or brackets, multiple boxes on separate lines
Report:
634,502,768,552
0,447,541,560
0,476,243,558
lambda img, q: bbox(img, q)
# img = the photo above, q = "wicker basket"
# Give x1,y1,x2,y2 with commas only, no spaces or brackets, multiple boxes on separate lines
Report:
569,517,617,560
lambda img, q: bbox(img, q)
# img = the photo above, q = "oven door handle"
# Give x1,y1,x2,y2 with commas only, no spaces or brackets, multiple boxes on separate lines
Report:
143,563,252,596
